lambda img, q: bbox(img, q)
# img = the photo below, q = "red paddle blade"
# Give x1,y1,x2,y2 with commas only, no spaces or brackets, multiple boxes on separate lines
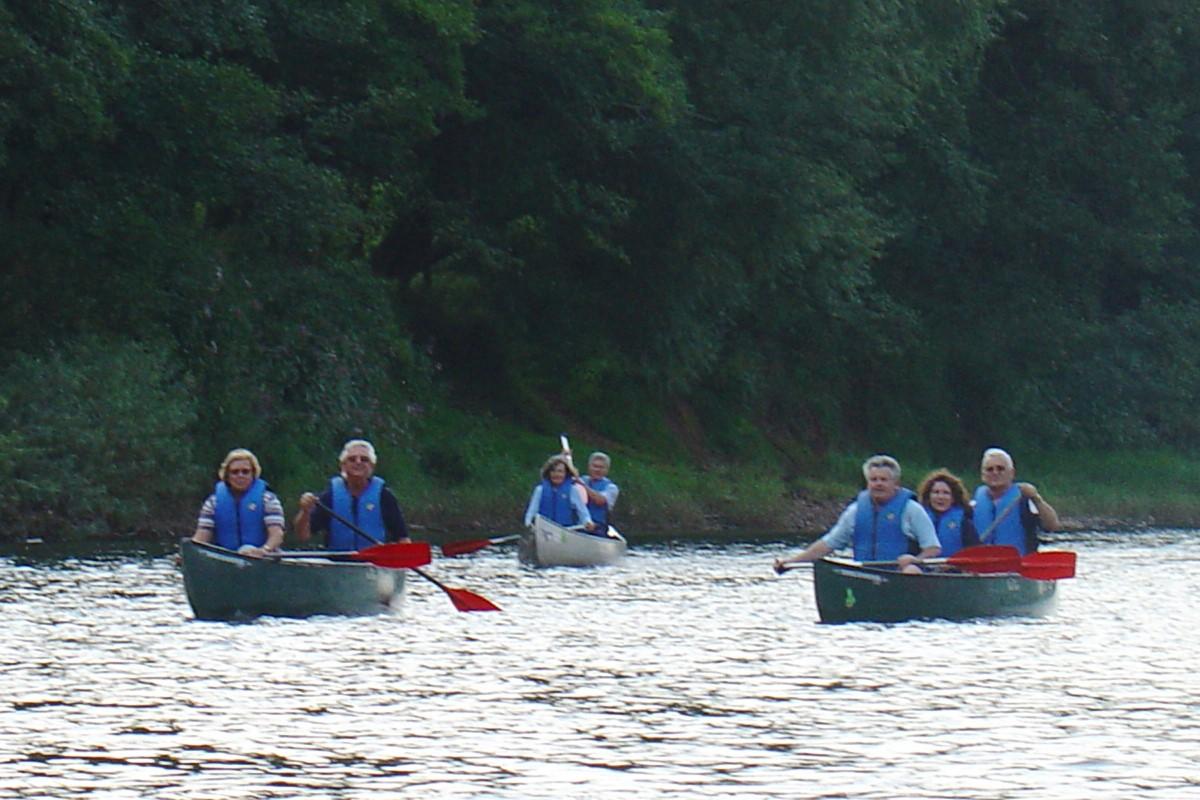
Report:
352,542,432,569
1020,551,1076,580
445,588,502,612
948,545,1022,574
441,539,492,557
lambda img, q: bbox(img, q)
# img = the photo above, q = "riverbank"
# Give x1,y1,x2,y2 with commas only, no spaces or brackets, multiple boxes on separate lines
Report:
394,445,1200,540
5,439,1197,544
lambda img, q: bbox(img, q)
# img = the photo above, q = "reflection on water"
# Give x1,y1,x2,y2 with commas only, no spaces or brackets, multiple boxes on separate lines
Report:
1,531,1198,799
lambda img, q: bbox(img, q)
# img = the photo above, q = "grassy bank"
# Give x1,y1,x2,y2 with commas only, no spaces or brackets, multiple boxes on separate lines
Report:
272,410,1200,538
11,401,1196,542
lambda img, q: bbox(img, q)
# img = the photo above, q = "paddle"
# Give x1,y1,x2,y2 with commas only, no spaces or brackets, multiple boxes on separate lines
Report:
933,544,1023,574
776,544,1022,575
273,543,432,569
860,544,1022,574
976,491,1077,579
440,534,521,557
1019,550,1076,580
560,432,581,479
312,498,500,612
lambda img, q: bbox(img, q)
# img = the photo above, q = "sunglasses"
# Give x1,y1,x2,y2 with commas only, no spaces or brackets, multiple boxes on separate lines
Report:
344,455,373,464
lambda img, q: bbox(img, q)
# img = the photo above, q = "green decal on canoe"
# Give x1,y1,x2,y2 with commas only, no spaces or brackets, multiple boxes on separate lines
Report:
844,588,856,608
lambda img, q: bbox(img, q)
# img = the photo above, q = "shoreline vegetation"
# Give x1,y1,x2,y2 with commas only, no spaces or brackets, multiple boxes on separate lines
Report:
6,434,1194,545
9,6,1200,549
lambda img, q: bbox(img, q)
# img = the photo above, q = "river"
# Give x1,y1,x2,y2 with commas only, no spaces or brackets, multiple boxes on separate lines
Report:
1,529,1197,799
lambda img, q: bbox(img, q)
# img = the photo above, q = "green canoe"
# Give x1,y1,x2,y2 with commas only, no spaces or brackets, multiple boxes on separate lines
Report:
812,557,1058,624
180,540,404,621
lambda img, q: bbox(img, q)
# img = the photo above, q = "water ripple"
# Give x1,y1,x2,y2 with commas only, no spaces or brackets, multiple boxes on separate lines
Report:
1,532,1198,798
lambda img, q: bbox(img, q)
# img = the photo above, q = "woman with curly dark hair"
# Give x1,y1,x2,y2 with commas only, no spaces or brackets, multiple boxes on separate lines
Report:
916,469,978,557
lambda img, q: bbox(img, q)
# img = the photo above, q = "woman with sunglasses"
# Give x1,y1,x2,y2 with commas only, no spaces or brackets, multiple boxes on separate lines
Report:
192,448,285,557
294,439,411,550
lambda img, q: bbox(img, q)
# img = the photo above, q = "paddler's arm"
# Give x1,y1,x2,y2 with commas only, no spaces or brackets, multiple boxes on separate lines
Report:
1018,482,1060,531
903,500,942,561
523,485,542,528
192,495,216,543
774,504,854,572
293,492,318,544
569,487,596,532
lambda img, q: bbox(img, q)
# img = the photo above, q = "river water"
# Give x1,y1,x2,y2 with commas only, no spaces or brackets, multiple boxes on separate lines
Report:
1,529,1197,799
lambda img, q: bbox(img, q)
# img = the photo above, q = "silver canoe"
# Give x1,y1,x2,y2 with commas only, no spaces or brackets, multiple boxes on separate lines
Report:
519,514,628,567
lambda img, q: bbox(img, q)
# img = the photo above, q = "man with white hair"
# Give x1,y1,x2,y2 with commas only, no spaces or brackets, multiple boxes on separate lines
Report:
580,451,620,536
294,439,410,550
774,454,940,573
973,447,1059,555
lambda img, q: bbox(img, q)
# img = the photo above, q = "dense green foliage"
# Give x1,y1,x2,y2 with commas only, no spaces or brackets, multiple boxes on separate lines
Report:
3,0,1200,536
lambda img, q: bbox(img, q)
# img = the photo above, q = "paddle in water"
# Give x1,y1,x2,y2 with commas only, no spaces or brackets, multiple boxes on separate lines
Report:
312,498,500,612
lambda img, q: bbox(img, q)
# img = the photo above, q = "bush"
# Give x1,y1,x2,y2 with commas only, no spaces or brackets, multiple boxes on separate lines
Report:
0,337,202,538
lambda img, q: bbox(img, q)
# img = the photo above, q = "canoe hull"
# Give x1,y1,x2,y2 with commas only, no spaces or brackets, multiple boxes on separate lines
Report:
180,540,403,621
812,557,1057,624
519,515,627,567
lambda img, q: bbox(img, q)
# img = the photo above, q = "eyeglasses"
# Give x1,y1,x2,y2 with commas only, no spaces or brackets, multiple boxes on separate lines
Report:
344,456,373,464
227,468,253,476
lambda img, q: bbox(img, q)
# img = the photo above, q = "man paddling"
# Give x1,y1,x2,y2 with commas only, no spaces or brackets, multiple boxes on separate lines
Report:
773,454,940,574
972,447,1060,555
294,439,411,549
579,451,620,537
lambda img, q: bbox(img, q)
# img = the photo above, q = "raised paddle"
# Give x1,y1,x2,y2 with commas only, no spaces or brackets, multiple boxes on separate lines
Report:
440,534,521,557
312,498,500,612
560,432,581,478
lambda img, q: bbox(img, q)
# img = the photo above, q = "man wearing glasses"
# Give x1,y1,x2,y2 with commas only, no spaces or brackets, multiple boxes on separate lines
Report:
973,448,1060,555
774,454,940,573
294,439,411,550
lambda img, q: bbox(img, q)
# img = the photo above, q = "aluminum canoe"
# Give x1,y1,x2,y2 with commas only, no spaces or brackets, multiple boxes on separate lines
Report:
519,515,628,567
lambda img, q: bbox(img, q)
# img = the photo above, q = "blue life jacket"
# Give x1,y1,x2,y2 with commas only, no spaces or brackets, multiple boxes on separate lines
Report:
852,488,915,561
584,476,613,526
538,478,579,526
330,476,385,551
212,479,267,550
927,505,967,557
973,485,1034,554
